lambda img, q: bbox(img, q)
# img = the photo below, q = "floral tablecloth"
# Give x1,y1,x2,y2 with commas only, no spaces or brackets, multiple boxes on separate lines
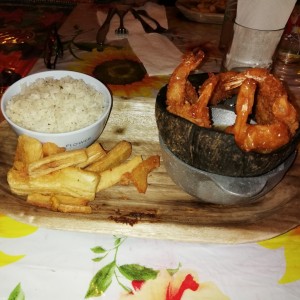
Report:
0,2,299,300
1,214,300,299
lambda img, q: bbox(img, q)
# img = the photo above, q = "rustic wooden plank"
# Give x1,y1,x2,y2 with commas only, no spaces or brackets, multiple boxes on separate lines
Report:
0,95,299,244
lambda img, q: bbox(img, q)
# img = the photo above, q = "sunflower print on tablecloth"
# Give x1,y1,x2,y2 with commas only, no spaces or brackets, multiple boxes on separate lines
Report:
67,45,168,99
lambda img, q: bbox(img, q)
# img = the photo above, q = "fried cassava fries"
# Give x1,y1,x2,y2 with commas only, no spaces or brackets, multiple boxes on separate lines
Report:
123,155,160,193
7,135,160,214
85,140,132,173
13,135,43,172
27,193,92,213
76,142,106,169
42,142,65,157
56,203,92,214
8,167,99,200
28,149,88,177
27,193,53,209
96,155,143,192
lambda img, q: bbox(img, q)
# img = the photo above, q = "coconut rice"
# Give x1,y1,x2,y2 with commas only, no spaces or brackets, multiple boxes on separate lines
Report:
5,76,105,133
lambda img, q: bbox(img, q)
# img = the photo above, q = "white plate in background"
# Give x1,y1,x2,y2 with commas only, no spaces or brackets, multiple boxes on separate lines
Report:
176,0,225,24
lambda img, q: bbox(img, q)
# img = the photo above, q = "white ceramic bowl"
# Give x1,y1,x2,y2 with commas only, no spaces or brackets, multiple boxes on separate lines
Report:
1,70,112,150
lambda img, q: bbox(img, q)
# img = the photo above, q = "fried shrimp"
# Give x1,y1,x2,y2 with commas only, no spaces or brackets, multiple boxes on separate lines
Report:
166,50,218,127
166,50,204,108
166,50,299,153
223,68,299,135
226,79,291,153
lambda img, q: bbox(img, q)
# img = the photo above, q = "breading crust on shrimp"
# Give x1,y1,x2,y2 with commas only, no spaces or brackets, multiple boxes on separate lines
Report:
166,50,218,128
223,68,299,135
166,49,299,153
225,78,291,153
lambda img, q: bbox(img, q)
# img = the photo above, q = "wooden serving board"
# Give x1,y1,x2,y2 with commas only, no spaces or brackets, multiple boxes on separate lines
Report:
0,96,299,244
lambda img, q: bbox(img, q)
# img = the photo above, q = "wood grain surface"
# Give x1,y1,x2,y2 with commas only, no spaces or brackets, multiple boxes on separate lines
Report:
0,96,299,244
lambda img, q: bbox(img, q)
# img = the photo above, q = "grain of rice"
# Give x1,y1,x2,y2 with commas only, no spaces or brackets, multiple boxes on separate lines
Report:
5,76,105,133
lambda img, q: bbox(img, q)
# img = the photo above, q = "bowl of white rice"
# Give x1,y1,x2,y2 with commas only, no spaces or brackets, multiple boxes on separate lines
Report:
1,70,112,150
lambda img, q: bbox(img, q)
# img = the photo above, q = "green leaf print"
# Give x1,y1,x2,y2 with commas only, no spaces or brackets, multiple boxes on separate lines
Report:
85,261,116,298
167,263,182,276
114,237,122,247
119,264,158,281
8,283,25,300
91,246,107,254
92,254,108,262
87,237,180,297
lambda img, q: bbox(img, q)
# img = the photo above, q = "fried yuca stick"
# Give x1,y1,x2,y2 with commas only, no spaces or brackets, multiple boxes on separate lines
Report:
85,140,132,173
28,149,88,177
42,142,65,156
27,193,90,206
51,194,90,206
8,167,99,200
27,193,53,209
13,135,43,171
27,193,92,213
96,155,143,192
50,194,92,213
76,143,106,169
125,155,160,193
57,203,92,214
